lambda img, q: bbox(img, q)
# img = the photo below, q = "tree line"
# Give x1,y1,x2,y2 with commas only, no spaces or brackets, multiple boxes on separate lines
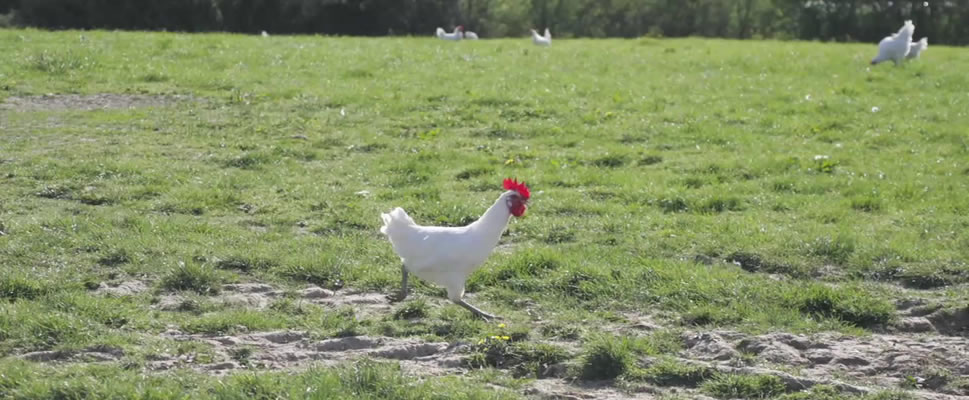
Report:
2,0,967,45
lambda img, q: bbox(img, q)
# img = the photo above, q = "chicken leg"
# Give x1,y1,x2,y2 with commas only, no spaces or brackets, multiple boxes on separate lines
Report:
388,265,409,302
454,298,497,320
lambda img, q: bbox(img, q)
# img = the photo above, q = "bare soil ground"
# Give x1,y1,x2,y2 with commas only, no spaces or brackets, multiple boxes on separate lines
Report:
0,93,194,112
69,280,969,399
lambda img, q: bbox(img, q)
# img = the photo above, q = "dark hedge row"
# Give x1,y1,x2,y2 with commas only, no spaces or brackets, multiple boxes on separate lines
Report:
3,0,968,45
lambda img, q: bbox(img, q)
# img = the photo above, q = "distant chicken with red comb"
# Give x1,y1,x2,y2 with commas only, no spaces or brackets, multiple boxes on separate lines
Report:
380,178,530,319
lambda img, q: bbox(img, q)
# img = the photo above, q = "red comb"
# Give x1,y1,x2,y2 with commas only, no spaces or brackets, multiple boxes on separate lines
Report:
503,178,530,200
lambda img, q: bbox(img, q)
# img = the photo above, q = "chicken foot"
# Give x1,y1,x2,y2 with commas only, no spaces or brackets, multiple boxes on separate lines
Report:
390,265,497,320
388,265,409,302
454,298,497,320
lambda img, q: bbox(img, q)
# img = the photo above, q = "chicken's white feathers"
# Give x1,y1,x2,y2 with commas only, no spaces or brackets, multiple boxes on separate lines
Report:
380,191,520,299
380,207,416,235
907,37,928,59
436,26,463,41
463,31,479,40
872,20,914,65
531,28,551,46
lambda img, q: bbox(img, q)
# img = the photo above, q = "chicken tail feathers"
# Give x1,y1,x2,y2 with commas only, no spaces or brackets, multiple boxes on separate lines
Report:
380,207,415,236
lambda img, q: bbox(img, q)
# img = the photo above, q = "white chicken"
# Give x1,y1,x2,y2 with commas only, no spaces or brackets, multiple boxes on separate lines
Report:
871,20,914,66
531,28,551,46
435,26,464,41
380,178,530,320
907,37,928,59
463,30,479,40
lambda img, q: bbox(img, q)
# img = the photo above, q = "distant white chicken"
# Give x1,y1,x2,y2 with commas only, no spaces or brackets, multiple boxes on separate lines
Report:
907,37,928,59
463,30,479,40
436,26,464,41
531,28,551,46
380,178,531,320
871,20,914,66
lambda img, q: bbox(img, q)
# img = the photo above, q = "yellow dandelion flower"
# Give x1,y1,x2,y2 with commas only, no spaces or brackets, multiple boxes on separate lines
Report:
501,336,511,341
497,323,506,328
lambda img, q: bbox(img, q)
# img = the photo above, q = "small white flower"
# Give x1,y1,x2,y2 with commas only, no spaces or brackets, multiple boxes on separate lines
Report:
814,155,829,161
805,94,811,101
871,106,880,113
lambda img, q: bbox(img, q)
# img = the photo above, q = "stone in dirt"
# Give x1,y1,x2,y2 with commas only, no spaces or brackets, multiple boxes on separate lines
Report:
736,335,810,365
683,332,738,361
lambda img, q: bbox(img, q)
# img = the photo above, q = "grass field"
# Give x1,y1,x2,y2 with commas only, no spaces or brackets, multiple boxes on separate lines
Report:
1,29,968,399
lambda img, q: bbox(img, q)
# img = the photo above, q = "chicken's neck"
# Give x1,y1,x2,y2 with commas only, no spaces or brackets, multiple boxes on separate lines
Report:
468,195,512,240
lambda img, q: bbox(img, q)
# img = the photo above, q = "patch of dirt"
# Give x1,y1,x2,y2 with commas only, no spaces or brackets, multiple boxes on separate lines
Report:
525,379,667,400
147,331,464,376
95,280,149,296
615,313,665,334
81,282,969,399
680,329,969,398
19,345,124,363
892,301,969,337
926,306,969,336
147,283,398,318
0,93,194,112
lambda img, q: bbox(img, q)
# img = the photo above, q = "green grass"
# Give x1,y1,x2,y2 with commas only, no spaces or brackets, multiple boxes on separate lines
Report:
702,373,788,399
628,358,715,387
160,262,226,295
1,28,968,397
574,333,680,381
0,358,516,399
466,336,571,378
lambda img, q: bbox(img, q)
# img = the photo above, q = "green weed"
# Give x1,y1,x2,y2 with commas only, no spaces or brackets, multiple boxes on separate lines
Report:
701,373,788,399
